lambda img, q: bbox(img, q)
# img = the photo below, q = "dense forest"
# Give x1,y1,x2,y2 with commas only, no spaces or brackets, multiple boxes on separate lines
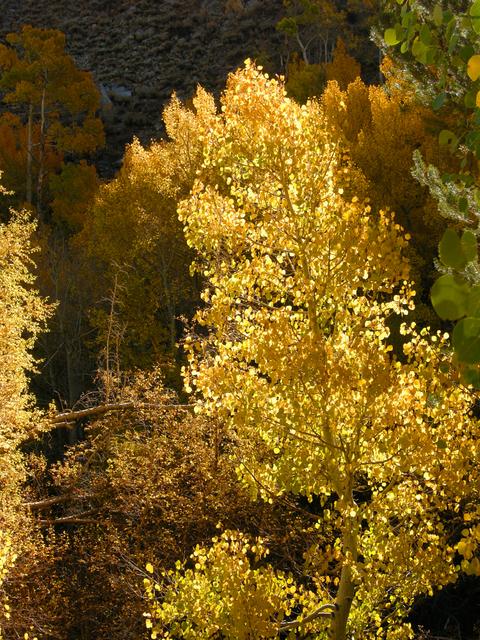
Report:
0,1,480,639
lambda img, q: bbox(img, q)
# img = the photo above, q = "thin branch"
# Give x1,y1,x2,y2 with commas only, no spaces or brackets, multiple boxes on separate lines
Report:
38,509,99,526
280,603,336,631
24,494,97,510
39,517,98,526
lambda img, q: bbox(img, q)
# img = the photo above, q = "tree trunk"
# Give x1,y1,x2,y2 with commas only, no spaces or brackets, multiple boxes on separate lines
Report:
26,103,33,205
330,503,358,640
36,86,46,221
330,555,356,640
296,32,310,64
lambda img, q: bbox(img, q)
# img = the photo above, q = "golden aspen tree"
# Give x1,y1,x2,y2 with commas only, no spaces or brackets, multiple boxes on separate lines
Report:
321,69,449,328
146,63,480,640
81,88,216,368
0,25,104,219
0,179,55,638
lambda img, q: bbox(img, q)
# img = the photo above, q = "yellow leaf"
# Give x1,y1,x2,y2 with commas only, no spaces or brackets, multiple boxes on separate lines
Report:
146,562,154,574
467,55,480,81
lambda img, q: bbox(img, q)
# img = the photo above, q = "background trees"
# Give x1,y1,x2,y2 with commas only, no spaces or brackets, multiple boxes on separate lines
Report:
0,25,104,220
79,88,217,375
0,184,68,640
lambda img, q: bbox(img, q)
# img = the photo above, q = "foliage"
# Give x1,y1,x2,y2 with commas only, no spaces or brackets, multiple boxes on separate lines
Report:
145,531,322,639
286,39,361,103
32,367,312,639
381,1,480,369
152,62,480,640
80,88,217,369
277,0,374,65
321,66,447,328
0,182,69,639
49,161,99,232
324,38,361,89
285,56,326,103
0,25,104,217
0,113,62,218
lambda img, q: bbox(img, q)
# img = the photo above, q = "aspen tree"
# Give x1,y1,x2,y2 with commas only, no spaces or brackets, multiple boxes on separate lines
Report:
146,63,479,640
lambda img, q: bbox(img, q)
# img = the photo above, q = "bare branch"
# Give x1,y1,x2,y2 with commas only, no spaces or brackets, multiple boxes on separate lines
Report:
25,494,97,510
38,509,99,526
38,517,98,526
50,401,195,427
280,603,336,630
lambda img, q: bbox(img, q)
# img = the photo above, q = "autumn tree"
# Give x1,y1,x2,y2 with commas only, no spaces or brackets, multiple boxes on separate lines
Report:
144,63,480,640
0,25,104,220
286,39,361,103
23,365,318,640
320,66,451,329
80,89,217,372
0,180,69,639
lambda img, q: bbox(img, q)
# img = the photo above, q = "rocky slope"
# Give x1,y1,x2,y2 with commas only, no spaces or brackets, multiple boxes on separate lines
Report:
0,0,285,173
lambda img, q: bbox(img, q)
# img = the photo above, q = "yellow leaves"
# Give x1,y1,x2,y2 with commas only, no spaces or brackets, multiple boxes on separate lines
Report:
467,54,480,81
168,61,480,640
144,530,324,639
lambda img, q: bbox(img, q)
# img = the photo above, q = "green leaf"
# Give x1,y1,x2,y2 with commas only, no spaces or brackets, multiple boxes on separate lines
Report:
464,89,478,109
467,285,480,317
453,317,480,363
448,33,459,54
470,0,480,17
461,230,477,262
433,4,443,26
432,92,446,110
460,44,475,63
459,197,469,213
472,16,480,34
468,0,480,33
419,24,432,45
445,17,456,42
438,129,458,150
439,228,466,268
431,274,469,320
412,37,427,62
384,28,401,46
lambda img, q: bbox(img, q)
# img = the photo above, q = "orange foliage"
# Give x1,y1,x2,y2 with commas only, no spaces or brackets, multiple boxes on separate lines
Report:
0,26,104,217
324,38,361,90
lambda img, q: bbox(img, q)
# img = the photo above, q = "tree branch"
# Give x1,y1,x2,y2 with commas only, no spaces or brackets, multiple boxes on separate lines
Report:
39,517,98,526
50,402,195,427
280,603,336,631
38,509,99,526
25,494,97,510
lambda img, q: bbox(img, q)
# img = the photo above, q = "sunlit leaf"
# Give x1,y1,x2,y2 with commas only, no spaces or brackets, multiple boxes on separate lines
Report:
467,54,480,81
